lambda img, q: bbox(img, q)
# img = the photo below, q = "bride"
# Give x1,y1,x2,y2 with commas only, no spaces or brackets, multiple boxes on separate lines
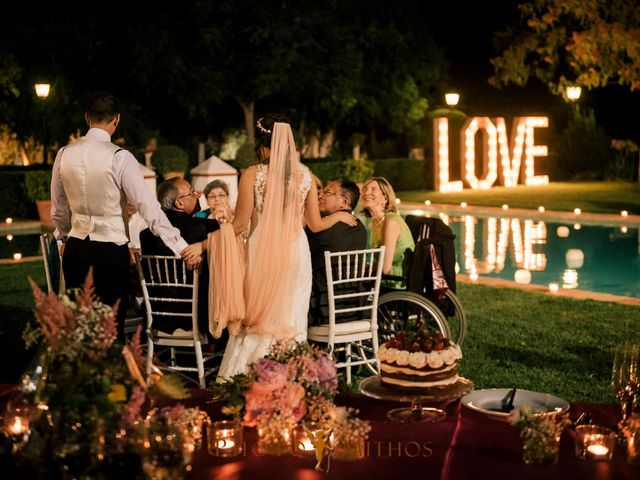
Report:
215,114,356,379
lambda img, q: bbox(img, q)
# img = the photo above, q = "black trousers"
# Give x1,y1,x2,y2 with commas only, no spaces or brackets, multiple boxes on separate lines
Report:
62,237,130,342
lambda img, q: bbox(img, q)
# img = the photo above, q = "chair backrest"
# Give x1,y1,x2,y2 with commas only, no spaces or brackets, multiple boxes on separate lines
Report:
324,247,385,328
135,253,200,337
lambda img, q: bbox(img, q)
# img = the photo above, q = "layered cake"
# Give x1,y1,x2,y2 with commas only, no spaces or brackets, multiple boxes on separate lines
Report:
378,330,462,391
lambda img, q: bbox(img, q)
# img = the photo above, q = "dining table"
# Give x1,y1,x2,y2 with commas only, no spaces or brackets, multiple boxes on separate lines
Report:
181,389,638,480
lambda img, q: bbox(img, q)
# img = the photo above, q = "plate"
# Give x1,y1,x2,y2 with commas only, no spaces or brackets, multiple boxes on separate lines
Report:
461,388,570,419
360,375,474,405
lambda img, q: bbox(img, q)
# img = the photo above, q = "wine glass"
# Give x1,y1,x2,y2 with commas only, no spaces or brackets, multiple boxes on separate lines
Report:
611,343,640,422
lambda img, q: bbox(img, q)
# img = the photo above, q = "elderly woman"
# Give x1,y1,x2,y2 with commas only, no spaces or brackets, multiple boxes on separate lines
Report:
195,179,234,223
360,176,415,289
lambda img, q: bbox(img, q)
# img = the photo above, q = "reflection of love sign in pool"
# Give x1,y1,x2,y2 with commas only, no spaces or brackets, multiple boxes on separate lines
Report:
434,116,549,192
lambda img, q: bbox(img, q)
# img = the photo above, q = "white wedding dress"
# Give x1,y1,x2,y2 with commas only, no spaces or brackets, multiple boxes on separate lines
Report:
216,164,312,379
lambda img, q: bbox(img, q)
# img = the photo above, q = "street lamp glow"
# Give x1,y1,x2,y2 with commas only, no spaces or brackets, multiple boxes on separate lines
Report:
35,83,50,98
445,93,460,106
566,86,581,102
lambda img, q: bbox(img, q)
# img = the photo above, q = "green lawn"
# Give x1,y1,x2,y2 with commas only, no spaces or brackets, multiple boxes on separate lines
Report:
2,260,638,403
398,181,640,214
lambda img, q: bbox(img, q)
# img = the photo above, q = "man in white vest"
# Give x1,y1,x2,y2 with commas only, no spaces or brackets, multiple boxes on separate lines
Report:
51,91,195,341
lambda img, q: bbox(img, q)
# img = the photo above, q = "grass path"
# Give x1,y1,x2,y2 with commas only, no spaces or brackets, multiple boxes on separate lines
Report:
398,182,640,214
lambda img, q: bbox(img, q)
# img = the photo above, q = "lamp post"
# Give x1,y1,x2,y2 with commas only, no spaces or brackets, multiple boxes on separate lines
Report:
35,83,50,164
445,93,460,107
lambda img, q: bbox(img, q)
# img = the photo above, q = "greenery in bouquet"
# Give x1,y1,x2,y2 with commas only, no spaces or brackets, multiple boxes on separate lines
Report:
508,407,571,465
211,340,339,437
16,271,190,478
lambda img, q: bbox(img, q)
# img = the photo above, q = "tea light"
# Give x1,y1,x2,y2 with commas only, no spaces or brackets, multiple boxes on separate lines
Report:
8,416,29,436
424,200,431,206
573,223,581,230
556,226,570,238
574,208,581,215
13,253,22,261
292,424,323,457
207,420,242,457
501,204,509,210
575,425,615,461
538,206,545,213
6,234,13,241
469,271,479,282
460,202,467,208
5,217,12,224
621,210,628,217
548,283,559,294
621,226,628,234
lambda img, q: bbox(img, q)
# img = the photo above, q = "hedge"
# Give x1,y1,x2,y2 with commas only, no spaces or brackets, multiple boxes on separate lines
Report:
304,158,431,190
0,169,37,219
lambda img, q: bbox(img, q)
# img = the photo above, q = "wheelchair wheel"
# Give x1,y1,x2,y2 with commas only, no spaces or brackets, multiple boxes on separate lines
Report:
377,291,451,343
442,290,467,346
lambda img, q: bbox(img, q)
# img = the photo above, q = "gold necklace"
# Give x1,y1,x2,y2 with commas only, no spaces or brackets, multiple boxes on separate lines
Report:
373,214,386,227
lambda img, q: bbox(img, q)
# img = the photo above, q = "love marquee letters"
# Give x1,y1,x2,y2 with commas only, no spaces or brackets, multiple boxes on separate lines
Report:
434,116,549,192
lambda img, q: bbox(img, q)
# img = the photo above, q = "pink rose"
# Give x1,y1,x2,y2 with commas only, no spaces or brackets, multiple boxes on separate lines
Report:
253,358,288,390
281,383,306,422
316,356,338,392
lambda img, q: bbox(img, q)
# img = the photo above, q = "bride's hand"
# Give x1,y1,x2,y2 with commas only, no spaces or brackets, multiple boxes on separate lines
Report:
334,211,358,227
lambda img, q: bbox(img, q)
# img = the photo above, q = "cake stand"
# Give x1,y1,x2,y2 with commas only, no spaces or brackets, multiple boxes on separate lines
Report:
360,376,474,422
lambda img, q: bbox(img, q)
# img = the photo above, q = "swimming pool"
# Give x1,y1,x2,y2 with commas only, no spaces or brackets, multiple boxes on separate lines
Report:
402,210,640,298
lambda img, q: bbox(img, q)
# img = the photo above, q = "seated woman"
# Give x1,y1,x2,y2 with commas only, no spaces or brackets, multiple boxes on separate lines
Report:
360,176,415,289
195,179,234,223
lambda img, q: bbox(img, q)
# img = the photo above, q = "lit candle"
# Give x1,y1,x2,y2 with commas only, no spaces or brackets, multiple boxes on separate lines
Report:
621,226,628,234
574,223,581,230
460,202,467,208
216,439,234,449
469,271,479,282
621,210,628,217
300,439,315,451
501,204,509,210
538,206,545,213
587,444,609,457
548,283,559,294
395,198,401,205
5,217,12,224
8,416,28,435
424,200,431,206
13,253,22,261
574,208,581,215
216,429,235,450
6,234,13,241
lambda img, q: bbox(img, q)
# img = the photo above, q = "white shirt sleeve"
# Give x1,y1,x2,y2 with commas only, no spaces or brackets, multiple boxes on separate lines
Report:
115,150,189,256
50,147,71,239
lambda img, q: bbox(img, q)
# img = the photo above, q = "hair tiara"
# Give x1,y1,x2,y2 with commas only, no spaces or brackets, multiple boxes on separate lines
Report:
256,117,271,134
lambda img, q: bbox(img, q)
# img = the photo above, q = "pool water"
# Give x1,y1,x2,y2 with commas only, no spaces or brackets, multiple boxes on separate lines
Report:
442,215,640,298
0,233,43,260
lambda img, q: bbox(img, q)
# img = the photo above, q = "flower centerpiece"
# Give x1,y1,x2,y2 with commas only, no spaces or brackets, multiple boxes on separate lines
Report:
508,407,571,465
9,271,196,478
212,339,371,466
213,340,338,455
332,406,371,460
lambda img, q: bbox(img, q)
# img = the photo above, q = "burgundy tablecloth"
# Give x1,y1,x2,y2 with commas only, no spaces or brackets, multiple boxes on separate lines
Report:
183,391,638,480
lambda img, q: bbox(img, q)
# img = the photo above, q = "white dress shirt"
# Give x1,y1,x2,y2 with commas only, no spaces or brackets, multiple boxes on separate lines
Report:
51,128,188,256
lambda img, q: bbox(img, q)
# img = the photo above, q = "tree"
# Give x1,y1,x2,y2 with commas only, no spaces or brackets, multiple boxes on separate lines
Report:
490,0,640,97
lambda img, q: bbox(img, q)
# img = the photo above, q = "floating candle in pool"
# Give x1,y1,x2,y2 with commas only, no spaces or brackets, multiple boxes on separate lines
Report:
556,226,570,238
6,234,13,241
13,253,22,261
621,210,628,217
574,223,581,230
548,283,559,294
460,202,467,208
538,206,545,213
424,200,431,206
5,218,12,224
501,204,509,210
621,226,628,234
574,208,581,215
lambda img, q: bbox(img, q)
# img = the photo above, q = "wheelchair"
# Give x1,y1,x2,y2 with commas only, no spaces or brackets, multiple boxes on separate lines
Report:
376,215,467,347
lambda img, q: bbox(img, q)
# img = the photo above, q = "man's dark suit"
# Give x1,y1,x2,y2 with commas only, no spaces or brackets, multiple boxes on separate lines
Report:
140,211,220,339
306,213,368,326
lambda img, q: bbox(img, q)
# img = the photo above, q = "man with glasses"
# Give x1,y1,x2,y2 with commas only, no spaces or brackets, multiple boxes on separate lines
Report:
306,177,367,326
140,177,223,347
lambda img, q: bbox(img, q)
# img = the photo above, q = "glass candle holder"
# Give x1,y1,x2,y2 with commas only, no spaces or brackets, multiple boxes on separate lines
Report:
291,424,316,457
256,425,291,456
207,420,243,457
620,414,640,467
575,425,616,461
3,398,31,450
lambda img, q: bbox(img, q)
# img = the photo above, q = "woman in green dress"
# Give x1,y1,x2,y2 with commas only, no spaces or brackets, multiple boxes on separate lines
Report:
360,177,414,289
